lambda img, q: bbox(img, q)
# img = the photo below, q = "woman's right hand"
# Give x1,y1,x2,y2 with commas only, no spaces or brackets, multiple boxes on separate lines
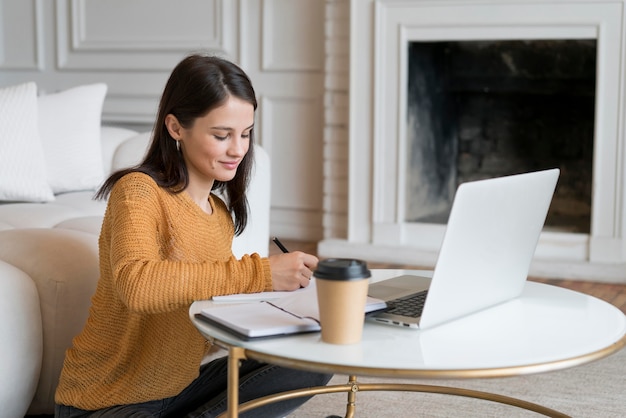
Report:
268,251,319,291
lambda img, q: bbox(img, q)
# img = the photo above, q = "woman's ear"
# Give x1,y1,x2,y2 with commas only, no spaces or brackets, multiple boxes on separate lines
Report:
165,114,183,139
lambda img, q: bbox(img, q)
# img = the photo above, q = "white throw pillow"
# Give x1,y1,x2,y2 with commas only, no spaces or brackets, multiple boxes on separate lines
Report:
0,82,55,202
38,83,107,194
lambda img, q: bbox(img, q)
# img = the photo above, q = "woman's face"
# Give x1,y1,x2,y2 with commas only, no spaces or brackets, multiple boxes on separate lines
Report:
178,96,254,187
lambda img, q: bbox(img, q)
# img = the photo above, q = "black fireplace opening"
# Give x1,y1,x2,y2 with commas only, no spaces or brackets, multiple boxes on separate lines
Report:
406,39,596,233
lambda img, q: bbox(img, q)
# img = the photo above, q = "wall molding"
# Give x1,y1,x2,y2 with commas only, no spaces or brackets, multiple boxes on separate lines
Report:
56,0,238,71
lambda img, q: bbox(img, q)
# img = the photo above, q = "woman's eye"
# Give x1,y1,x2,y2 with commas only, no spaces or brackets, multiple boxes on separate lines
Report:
214,134,228,141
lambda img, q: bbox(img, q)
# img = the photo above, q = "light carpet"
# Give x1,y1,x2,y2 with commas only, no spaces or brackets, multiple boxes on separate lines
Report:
289,347,626,417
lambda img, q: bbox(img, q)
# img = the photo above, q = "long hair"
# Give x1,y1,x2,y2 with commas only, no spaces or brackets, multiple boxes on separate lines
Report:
95,54,257,235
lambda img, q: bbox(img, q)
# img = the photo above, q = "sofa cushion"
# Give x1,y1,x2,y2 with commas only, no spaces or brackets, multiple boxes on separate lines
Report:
38,83,108,194
0,202,83,229
0,260,42,418
0,229,100,415
53,190,107,214
100,126,142,175
110,130,152,172
55,216,105,235
0,191,106,229
0,82,55,202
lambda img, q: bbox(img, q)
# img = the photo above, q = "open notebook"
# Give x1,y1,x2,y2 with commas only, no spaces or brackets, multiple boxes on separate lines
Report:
195,280,387,340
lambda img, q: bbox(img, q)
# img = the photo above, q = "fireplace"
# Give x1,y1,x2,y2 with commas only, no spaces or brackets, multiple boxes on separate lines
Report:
318,0,626,282
405,39,595,234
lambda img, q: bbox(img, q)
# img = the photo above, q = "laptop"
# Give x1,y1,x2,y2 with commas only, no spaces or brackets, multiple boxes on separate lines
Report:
368,168,559,329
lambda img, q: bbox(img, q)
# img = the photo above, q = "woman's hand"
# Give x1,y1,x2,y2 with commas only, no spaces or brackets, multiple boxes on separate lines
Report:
268,251,318,291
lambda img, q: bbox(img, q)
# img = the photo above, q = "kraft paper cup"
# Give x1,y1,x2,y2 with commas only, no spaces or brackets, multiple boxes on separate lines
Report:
314,258,371,344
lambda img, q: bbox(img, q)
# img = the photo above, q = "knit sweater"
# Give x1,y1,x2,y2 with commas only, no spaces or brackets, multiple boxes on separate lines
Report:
55,172,272,410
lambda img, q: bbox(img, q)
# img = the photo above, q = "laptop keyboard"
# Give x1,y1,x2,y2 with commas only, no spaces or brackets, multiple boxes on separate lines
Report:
386,290,428,318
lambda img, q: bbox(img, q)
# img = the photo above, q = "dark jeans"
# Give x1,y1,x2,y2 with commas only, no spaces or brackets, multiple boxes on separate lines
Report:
55,357,332,418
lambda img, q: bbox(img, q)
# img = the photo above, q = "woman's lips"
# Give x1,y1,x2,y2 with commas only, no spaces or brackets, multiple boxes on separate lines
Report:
221,161,240,170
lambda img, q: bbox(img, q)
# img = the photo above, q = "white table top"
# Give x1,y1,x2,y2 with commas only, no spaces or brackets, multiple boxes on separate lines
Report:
190,269,626,378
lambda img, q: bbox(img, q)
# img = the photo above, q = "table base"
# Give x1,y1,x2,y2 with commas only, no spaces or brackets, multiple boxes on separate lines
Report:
219,347,570,418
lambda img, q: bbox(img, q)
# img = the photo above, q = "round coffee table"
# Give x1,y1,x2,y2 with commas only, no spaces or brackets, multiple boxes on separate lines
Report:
189,269,626,417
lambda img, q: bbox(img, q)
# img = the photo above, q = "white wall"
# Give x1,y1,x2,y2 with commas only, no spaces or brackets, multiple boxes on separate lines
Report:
0,0,327,241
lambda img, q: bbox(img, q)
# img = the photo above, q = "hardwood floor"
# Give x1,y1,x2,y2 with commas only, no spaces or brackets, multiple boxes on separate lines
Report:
269,239,626,314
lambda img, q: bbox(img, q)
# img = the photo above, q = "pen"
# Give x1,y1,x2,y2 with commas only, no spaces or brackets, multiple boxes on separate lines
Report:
272,237,289,253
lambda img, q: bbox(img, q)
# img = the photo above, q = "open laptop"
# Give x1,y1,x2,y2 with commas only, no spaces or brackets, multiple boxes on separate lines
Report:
368,168,559,330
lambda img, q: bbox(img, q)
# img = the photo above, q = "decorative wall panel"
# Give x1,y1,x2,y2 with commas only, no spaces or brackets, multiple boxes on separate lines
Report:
261,95,323,209
56,0,237,70
0,0,42,70
261,0,324,71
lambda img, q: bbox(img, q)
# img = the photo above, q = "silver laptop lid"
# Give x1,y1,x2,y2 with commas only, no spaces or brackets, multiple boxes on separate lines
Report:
418,168,559,329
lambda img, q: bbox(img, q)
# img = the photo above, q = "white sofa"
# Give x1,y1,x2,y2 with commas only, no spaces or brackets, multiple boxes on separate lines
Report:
0,126,271,417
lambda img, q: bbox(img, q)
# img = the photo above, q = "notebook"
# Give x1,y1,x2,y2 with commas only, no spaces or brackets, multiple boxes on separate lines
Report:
195,279,387,340
368,168,559,330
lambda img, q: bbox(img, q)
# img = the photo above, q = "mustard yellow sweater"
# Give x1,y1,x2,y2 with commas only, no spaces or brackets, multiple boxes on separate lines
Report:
55,172,272,410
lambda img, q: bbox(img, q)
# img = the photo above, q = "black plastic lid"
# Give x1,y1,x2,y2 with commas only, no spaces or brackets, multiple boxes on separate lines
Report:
314,258,371,281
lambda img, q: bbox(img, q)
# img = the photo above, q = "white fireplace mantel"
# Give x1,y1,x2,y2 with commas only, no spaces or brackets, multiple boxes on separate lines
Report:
318,0,626,282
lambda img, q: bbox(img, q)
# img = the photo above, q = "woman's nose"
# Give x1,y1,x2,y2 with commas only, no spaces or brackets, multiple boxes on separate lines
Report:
229,136,248,156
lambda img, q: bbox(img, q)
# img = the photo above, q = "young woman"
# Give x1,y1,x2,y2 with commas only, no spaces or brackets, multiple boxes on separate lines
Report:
54,54,331,417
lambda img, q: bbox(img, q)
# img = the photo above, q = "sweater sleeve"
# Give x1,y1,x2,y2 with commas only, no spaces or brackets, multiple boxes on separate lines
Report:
102,173,273,314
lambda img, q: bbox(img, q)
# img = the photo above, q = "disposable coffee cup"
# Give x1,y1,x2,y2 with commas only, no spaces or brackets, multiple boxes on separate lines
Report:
314,258,371,344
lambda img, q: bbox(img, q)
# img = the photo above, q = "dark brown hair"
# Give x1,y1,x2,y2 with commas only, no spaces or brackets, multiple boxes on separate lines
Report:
96,54,257,235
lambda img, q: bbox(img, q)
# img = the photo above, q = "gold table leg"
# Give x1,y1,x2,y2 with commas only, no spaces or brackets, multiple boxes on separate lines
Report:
225,346,247,418
344,375,358,418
